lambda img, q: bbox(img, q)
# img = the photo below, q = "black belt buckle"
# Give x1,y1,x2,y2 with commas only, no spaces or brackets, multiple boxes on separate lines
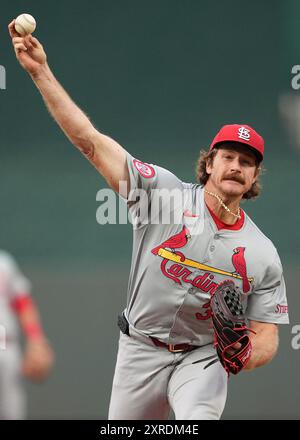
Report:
117,312,130,336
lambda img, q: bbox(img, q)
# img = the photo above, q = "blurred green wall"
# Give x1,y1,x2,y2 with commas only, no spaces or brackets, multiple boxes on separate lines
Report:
0,0,299,419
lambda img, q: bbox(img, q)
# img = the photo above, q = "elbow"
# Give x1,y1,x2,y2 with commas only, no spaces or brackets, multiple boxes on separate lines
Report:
267,326,280,363
244,325,279,371
253,344,278,370
72,127,97,160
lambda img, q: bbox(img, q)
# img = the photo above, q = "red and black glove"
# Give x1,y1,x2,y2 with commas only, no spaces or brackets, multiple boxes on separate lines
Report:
194,279,254,375
210,279,253,374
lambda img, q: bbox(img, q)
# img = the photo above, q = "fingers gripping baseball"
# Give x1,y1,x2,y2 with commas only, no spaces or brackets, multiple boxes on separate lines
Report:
8,20,47,75
12,37,31,52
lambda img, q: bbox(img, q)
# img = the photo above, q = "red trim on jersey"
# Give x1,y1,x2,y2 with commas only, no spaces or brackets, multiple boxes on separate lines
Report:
10,294,32,313
206,204,245,230
11,295,44,340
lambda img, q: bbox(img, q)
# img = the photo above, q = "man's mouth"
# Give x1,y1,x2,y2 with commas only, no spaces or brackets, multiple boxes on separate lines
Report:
223,177,244,184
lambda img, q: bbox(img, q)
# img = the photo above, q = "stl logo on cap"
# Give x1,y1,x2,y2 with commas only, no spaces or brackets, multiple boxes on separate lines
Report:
238,126,251,142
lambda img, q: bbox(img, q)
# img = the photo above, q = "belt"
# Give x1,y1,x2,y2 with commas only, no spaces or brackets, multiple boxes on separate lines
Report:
150,337,198,353
117,312,198,353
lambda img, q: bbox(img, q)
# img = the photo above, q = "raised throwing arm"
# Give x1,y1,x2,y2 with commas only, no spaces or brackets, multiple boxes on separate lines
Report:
8,20,130,195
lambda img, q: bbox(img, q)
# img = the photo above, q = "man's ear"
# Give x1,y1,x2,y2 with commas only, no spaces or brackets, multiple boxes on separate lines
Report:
206,159,213,175
253,165,261,181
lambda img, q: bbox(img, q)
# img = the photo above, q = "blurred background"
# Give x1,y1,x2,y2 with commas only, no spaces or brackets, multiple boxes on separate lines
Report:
0,0,299,419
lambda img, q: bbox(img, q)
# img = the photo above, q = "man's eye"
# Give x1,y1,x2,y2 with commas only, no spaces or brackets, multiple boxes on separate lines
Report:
242,160,251,166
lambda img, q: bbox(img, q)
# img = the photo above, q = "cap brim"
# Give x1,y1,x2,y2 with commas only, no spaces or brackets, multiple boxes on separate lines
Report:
212,140,263,162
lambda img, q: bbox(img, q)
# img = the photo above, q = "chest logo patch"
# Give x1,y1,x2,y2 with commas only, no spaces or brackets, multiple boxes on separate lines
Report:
151,227,253,294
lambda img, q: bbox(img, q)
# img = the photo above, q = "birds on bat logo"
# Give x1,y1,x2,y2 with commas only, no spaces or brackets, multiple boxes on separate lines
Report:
151,229,252,294
231,247,250,293
151,226,191,256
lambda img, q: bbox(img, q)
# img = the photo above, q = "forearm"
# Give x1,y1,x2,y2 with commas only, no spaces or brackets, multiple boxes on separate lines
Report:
31,63,128,191
31,63,96,158
12,295,54,381
12,295,46,342
244,328,279,371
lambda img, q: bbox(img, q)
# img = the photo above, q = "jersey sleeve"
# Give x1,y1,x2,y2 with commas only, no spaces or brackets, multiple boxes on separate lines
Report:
125,152,184,228
0,252,32,300
245,253,289,324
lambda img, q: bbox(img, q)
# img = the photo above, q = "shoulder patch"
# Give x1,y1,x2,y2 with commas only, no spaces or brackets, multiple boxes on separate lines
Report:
133,159,155,179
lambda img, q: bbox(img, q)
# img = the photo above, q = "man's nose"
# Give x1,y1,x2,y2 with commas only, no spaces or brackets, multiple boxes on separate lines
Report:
230,158,242,173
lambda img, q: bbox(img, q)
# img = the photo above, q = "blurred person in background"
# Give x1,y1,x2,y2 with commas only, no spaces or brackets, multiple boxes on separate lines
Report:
0,250,54,419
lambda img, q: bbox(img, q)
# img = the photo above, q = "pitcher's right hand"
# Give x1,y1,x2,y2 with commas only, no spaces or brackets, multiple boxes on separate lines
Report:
8,19,47,76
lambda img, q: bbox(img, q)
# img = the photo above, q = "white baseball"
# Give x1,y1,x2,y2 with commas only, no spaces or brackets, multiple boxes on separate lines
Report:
15,14,36,36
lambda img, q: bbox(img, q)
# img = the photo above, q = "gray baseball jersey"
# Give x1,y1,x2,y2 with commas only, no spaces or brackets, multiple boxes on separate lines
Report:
124,153,289,345
0,251,30,419
0,251,31,340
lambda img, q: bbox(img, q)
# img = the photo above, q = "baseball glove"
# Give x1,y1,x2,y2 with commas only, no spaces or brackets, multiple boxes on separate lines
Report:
194,279,254,375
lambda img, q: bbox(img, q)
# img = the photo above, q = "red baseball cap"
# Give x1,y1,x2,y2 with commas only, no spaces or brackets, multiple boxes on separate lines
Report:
210,124,264,162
